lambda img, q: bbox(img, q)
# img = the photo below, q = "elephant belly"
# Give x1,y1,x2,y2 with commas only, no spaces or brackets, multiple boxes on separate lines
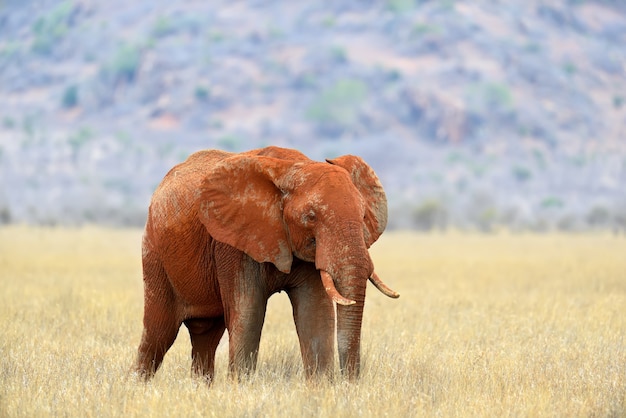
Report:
164,256,224,320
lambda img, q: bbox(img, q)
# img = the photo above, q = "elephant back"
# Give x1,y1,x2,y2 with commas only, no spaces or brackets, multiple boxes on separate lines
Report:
146,149,233,240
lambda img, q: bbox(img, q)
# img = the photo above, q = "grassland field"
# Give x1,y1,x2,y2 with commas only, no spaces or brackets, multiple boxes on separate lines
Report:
0,226,624,417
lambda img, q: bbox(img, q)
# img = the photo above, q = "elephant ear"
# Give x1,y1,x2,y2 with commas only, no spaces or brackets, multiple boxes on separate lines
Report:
326,155,388,247
198,155,294,273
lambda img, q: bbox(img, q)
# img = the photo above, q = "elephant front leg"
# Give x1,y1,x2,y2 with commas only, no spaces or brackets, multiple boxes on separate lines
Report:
287,269,335,379
225,295,268,379
217,251,269,379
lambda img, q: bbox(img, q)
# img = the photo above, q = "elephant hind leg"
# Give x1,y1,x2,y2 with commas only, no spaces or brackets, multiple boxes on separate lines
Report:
184,317,226,383
135,316,180,380
135,257,181,380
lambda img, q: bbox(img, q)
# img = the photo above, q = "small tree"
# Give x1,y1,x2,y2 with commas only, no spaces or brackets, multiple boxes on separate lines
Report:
412,199,447,232
61,85,79,108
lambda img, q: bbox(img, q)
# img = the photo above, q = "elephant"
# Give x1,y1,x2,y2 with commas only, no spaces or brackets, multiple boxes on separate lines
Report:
134,146,399,383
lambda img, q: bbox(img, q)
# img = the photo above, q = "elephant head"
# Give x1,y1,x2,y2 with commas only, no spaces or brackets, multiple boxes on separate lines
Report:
198,150,398,378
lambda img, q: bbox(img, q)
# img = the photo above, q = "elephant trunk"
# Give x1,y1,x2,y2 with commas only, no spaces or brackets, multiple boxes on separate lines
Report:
320,269,398,376
316,225,373,379
335,268,368,379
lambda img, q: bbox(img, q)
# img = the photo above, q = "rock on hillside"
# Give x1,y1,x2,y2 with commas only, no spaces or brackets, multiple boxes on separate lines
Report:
0,0,625,230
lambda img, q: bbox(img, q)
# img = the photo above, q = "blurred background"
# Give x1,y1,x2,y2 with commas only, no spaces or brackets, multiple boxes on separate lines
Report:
0,0,624,231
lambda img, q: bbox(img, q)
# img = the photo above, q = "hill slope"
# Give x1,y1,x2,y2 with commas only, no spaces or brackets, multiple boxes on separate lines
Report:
0,0,625,229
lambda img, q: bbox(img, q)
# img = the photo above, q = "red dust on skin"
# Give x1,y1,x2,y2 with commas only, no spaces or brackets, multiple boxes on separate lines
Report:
134,146,398,384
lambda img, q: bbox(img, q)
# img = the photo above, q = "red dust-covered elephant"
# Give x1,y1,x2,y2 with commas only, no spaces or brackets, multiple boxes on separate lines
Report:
134,146,399,382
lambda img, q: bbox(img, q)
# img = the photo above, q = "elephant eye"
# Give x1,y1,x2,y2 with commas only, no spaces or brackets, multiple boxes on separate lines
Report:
302,210,316,224
309,237,316,248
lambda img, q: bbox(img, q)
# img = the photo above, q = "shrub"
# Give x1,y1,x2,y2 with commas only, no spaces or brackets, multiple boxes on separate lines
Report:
329,46,348,64
151,16,176,38
0,42,20,63
524,42,542,53
61,85,79,108
512,166,532,182
563,61,577,76
217,135,243,152
31,1,74,55
101,44,142,84
412,199,447,232
194,85,210,102
0,206,11,224
321,16,336,28
586,206,611,228
2,117,15,129
68,127,94,156
387,0,417,13
411,23,442,38
21,114,37,140
483,83,514,108
466,191,498,232
305,79,368,135
467,82,514,113
556,214,580,232
541,197,564,209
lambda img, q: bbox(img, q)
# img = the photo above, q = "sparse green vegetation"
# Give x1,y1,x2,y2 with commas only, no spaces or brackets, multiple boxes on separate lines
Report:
412,199,447,231
207,29,225,43
469,82,515,112
194,85,210,101
329,46,348,64
385,68,402,82
217,135,243,151
21,114,39,141
31,1,74,54
68,126,94,154
101,43,142,84
524,41,542,53
411,22,442,38
2,116,16,129
0,0,624,232
61,84,79,108
0,205,11,224
266,25,285,39
157,142,176,159
467,191,498,232
321,16,336,28
387,0,417,13
512,165,532,182
533,149,547,169
115,131,133,146
151,15,176,38
151,14,201,39
540,196,564,209
0,41,21,62
587,205,611,227
306,79,368,134
563,61,577,76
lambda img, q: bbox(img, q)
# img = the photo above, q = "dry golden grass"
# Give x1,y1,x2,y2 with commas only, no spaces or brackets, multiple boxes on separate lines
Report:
0,227,624,417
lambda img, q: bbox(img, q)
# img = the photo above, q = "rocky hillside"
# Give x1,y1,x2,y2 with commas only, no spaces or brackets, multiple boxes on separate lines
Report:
1,0,625,230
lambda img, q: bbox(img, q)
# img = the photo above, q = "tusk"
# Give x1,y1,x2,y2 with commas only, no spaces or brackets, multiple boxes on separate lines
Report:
369,272,400,299
320,270,356,306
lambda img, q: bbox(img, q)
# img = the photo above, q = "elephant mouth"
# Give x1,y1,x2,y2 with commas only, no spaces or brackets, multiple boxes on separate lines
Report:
319,270,399,305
